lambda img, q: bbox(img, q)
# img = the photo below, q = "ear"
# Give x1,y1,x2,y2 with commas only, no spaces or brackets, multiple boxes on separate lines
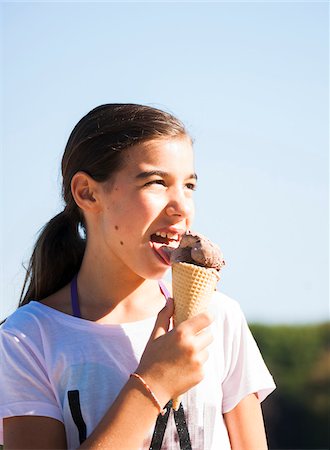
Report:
71,172,102,213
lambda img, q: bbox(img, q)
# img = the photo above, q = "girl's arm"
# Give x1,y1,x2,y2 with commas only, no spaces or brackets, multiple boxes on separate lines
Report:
4,416,67,450
3,376,164,450
3,302,213,450
223,393,268,450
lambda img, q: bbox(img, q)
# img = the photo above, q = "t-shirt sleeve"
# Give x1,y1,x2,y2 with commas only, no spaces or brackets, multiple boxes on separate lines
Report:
0,328,63,443
221,301,276,414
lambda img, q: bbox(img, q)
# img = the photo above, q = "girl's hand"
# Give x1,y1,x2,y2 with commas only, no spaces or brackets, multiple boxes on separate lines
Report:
136,298,214,406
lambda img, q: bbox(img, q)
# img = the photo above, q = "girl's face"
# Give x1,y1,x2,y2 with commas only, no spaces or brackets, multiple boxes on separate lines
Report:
96,136,196,280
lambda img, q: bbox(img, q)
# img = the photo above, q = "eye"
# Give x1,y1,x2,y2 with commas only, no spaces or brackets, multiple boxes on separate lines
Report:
185,182,197,191
144,179,166,187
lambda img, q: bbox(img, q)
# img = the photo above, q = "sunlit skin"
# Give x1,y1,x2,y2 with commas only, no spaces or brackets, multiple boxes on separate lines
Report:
93,135,196,281
3,137,269,449
72,135,196,323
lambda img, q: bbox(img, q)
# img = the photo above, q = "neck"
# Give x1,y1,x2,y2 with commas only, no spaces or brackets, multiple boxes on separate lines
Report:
75,247,165,323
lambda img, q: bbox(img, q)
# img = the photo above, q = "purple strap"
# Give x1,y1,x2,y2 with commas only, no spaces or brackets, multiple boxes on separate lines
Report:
70,276,170,319
70,275,82,318
158,280,171,300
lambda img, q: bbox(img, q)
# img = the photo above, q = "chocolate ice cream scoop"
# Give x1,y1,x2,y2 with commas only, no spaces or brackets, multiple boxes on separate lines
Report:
170,231,225,271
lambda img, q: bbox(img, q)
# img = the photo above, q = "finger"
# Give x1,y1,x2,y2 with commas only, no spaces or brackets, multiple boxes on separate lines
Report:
179,311,214,335
198,349,210,365
149,297,174,341
194,327,214,351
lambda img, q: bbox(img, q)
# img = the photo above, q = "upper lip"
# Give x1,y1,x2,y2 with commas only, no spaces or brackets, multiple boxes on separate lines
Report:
151,227,186,241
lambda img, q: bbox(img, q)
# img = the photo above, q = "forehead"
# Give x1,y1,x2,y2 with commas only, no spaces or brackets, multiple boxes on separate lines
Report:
122,136,194,173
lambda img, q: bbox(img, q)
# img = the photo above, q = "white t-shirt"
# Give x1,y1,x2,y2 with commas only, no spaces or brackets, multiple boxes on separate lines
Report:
0,291,275,449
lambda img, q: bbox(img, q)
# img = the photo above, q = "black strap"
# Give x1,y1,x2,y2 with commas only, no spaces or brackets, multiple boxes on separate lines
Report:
149,401,192,450
68,390,87,444
173,403,192,449
149,401,172,450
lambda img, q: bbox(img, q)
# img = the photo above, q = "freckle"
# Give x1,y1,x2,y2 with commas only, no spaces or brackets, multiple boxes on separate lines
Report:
115,225,119,230
120,241,124,246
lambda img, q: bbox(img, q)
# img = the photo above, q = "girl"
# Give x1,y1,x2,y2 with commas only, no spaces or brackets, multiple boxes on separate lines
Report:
0,104,275,450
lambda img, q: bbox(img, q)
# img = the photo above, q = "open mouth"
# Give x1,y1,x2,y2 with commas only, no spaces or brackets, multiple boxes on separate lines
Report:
149,231,181,265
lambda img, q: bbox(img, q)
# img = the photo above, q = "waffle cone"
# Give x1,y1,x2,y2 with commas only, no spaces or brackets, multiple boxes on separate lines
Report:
171,262,218,410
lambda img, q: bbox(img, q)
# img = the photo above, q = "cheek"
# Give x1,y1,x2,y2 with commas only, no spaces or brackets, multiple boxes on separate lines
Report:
136,193,167,217
188,209,195,228
186,197,195,227
108,199,152,236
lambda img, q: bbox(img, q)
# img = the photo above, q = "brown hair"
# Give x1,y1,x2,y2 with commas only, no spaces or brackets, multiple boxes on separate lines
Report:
19,103,188,306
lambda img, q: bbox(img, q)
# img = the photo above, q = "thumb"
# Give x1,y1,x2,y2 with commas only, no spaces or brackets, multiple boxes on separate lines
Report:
149,298,174,341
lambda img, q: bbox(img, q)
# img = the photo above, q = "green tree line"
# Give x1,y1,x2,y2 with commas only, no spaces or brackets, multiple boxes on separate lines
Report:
250,322,330,449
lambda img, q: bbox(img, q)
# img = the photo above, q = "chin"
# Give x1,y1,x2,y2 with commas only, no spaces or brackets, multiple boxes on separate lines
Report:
141,265,170,281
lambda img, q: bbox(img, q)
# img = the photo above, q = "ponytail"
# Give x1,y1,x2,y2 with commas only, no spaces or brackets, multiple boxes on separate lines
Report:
19,208,85,306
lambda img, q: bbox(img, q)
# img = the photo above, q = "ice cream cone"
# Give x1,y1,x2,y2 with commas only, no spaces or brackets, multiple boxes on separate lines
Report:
171,261,219,411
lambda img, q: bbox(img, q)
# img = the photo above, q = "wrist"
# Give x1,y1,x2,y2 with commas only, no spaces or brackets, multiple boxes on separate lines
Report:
132,370,170,412
130,373,167,416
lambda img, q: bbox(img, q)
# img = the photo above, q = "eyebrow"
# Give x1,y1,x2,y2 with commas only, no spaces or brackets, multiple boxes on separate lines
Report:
136,170,198,180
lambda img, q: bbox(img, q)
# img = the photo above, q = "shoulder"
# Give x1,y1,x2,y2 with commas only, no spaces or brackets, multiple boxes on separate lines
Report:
1,302,46,338
2,302,41,328
210,290,244,321
209,290,251,340
0,300,71,344
0,303,50,366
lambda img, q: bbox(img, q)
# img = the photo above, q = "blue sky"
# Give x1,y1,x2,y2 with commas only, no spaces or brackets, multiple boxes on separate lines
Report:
1,1,329,323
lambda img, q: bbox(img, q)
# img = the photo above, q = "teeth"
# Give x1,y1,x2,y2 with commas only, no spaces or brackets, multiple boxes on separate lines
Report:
155,231,179,240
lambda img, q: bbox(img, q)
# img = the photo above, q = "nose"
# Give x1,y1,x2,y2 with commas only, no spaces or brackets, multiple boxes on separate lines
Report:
165,188,194,220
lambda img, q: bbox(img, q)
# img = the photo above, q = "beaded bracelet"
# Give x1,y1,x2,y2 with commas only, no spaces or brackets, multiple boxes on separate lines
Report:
130,373,167,416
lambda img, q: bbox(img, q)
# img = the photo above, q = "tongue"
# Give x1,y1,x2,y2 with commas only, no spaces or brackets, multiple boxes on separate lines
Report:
152,243,175,265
